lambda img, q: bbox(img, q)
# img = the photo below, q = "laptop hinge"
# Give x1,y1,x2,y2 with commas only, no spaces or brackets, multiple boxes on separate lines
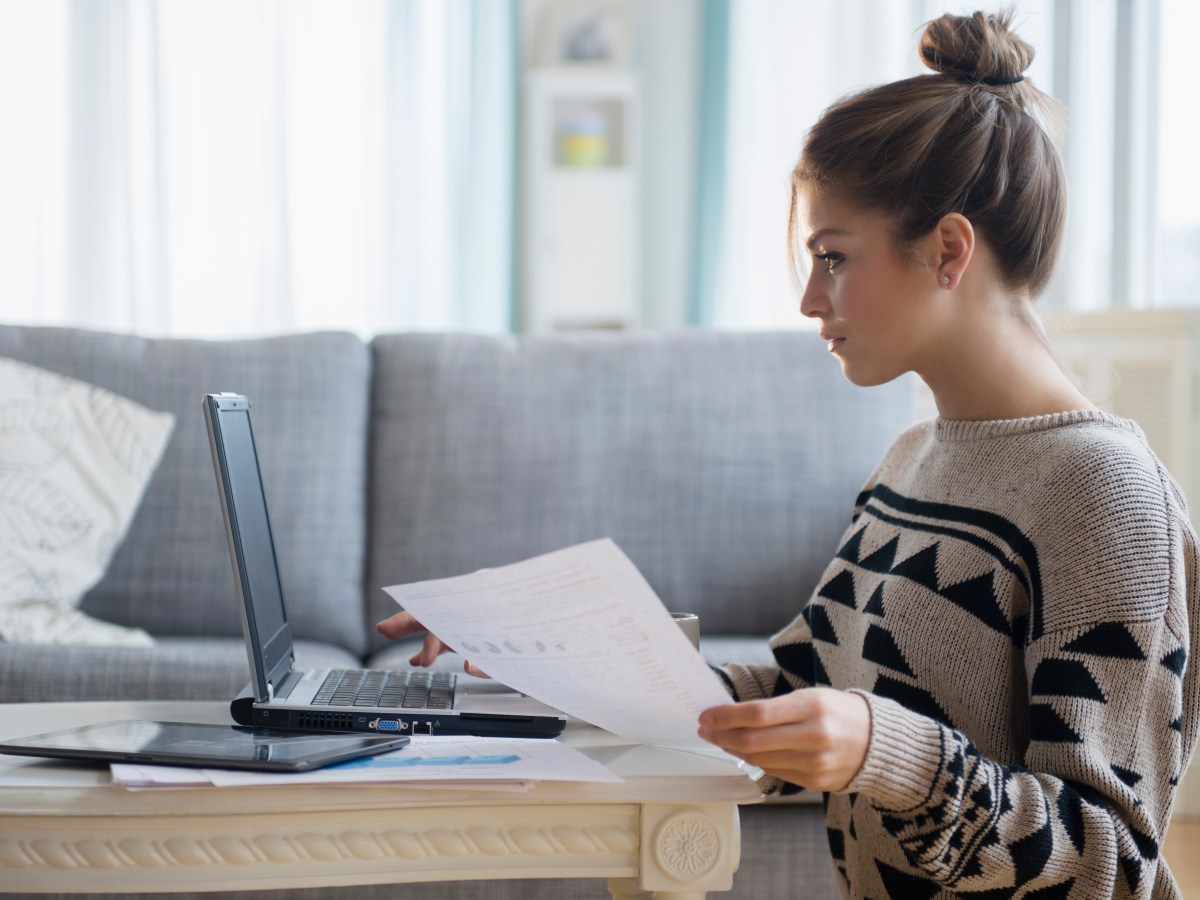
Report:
271,669,305,701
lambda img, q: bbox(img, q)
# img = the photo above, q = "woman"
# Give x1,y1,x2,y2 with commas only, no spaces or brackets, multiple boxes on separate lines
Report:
697,9,1198,898
380,9,1198,897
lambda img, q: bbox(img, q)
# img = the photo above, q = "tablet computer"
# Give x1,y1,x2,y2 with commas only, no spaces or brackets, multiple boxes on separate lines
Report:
0,720,410,772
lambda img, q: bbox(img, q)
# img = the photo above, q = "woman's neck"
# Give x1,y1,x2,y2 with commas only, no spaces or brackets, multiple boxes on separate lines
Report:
920,301,1096,422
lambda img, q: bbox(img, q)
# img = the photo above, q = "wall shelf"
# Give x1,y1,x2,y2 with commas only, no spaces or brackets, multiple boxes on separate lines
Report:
521,68,640,333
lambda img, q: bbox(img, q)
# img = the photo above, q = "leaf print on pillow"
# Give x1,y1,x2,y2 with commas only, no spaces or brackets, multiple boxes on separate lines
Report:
0,471,92,553
94,528,118,568
0,400,74,470
89,386,161,480
0,358,173,644
0,549,52,606
11,358,71,397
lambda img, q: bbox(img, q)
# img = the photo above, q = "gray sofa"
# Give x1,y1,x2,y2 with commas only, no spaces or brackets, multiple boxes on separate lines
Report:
0,323,914,899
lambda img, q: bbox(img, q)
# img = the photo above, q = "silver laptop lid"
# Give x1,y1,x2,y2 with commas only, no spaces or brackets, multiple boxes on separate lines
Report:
204,393,294,702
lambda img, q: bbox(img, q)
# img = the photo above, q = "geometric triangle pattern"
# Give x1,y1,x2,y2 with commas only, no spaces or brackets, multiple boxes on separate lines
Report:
1056,787,1086,855
1029,704,1083,744
864,582,887,617
742,477,1194,899
1161,647,1187,677
863,624,915,677
836,527,866,564
1030,658,1107,702
1061,622,1146,660
1111,764,1143,791
826,827,846,861
874,860,941,899
1019,879,1077,899
1009,816,1054,886
891,543,941,593
859,535,900,574
772,641,829,688
805,603,839,645
818,569,858,609
1121,854,1142,894
939,571,1011,637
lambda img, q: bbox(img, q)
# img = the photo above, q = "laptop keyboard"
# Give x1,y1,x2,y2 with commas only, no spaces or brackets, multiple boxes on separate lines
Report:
311,670,456,710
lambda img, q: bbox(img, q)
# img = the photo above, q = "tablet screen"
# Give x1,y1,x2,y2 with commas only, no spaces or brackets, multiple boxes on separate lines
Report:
0,720,410,772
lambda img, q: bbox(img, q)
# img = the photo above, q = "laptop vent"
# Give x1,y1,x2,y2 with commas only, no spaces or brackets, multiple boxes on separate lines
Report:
296,712,356,732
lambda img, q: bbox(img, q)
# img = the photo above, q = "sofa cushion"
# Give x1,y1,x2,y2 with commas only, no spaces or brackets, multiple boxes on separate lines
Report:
0,326,371,655
366,331,914,649
0,637,360,703
0,356,175,646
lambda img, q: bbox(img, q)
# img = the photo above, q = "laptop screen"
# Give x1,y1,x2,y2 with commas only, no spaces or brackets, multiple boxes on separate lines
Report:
207,396,292,694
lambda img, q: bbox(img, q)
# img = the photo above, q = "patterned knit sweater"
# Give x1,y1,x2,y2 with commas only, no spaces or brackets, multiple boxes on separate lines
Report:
721,411,1199,899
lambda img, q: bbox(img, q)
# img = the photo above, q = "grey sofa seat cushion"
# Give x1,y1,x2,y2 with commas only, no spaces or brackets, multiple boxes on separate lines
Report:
0,325,371,655
699,634,777,669
367,331,913,649
0,638,359,703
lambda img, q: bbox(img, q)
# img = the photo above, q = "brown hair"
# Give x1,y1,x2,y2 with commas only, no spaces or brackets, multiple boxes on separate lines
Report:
788,9,1066,298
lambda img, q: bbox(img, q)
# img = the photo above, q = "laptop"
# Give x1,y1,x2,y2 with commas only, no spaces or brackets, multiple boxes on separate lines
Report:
203,392,567,739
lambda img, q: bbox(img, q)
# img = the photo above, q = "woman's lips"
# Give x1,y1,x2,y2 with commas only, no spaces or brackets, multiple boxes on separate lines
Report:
820,332,846,352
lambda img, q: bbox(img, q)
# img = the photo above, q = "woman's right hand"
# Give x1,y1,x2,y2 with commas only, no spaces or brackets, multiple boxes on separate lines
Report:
375,611,489,677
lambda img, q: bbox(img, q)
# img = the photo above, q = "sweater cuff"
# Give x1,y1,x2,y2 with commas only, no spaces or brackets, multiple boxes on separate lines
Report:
845,690,947,813
717,663,769,702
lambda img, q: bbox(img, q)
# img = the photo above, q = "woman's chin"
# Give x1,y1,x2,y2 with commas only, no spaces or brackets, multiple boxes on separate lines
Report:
838,359,904,388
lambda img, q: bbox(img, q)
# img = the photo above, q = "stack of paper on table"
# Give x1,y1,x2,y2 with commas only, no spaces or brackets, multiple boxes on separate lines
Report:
112,735,619,790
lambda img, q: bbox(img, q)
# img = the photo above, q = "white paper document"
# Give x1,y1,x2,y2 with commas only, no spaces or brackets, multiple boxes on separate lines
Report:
384,539,734,750
111,735,619,789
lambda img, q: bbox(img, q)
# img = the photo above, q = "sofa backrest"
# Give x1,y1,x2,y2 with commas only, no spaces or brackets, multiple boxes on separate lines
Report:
0,325,371,655
366,331,915,648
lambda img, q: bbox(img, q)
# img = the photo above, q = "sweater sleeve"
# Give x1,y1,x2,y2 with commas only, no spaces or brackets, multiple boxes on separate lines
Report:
719,601,818,701
720,485,882,703
845,516,1199,897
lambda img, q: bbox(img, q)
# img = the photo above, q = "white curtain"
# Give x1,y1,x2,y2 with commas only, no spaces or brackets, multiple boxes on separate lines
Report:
0,0,516,338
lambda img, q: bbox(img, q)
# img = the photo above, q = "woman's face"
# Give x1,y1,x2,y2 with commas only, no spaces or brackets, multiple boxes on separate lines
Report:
794,187,947,387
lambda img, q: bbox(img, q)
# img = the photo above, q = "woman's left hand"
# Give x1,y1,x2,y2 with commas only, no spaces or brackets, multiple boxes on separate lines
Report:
698,688,872,792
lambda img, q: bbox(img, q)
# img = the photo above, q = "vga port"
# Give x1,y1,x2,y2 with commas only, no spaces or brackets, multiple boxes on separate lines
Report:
371,719,403,732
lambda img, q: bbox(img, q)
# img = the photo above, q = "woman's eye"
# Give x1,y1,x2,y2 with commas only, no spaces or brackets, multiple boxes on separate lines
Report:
815,252,844,274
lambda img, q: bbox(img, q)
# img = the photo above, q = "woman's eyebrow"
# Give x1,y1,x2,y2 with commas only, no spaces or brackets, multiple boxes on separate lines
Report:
805,228,852,251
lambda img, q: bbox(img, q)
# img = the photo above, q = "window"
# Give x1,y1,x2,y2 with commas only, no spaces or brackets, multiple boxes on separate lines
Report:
1157,0,1200,306
0,0,516,338
700,0,1197,327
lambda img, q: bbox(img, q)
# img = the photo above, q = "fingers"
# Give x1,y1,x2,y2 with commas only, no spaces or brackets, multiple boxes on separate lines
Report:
701,712,832,758
409,633,449,668
463,660,492,679
700,691,818,732
375,610,426,640
697,689,871,792
373,610,490,678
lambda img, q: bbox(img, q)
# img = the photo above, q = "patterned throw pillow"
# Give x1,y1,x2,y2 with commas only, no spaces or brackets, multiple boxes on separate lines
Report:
0,357,174,645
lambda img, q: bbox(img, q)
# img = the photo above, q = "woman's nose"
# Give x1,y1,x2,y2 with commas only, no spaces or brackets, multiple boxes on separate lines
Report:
798,276,828,320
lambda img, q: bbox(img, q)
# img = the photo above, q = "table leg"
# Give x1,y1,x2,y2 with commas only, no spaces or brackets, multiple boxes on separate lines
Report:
609,883,710,899
608,876,655,898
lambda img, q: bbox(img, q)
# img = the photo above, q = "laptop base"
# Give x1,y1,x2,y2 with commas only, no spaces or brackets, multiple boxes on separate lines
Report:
230,683,566,738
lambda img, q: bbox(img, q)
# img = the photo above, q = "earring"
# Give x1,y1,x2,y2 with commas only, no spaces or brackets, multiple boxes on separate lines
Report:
942,272,954,287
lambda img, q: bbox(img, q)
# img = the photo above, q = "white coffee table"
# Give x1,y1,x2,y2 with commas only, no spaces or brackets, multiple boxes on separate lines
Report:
0,701,762,898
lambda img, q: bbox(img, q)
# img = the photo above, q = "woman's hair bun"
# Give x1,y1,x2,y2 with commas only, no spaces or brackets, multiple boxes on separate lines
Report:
919,8,1034,85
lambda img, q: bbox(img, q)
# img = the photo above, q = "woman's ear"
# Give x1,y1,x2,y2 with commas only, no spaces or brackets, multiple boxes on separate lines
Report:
933,213,975,290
